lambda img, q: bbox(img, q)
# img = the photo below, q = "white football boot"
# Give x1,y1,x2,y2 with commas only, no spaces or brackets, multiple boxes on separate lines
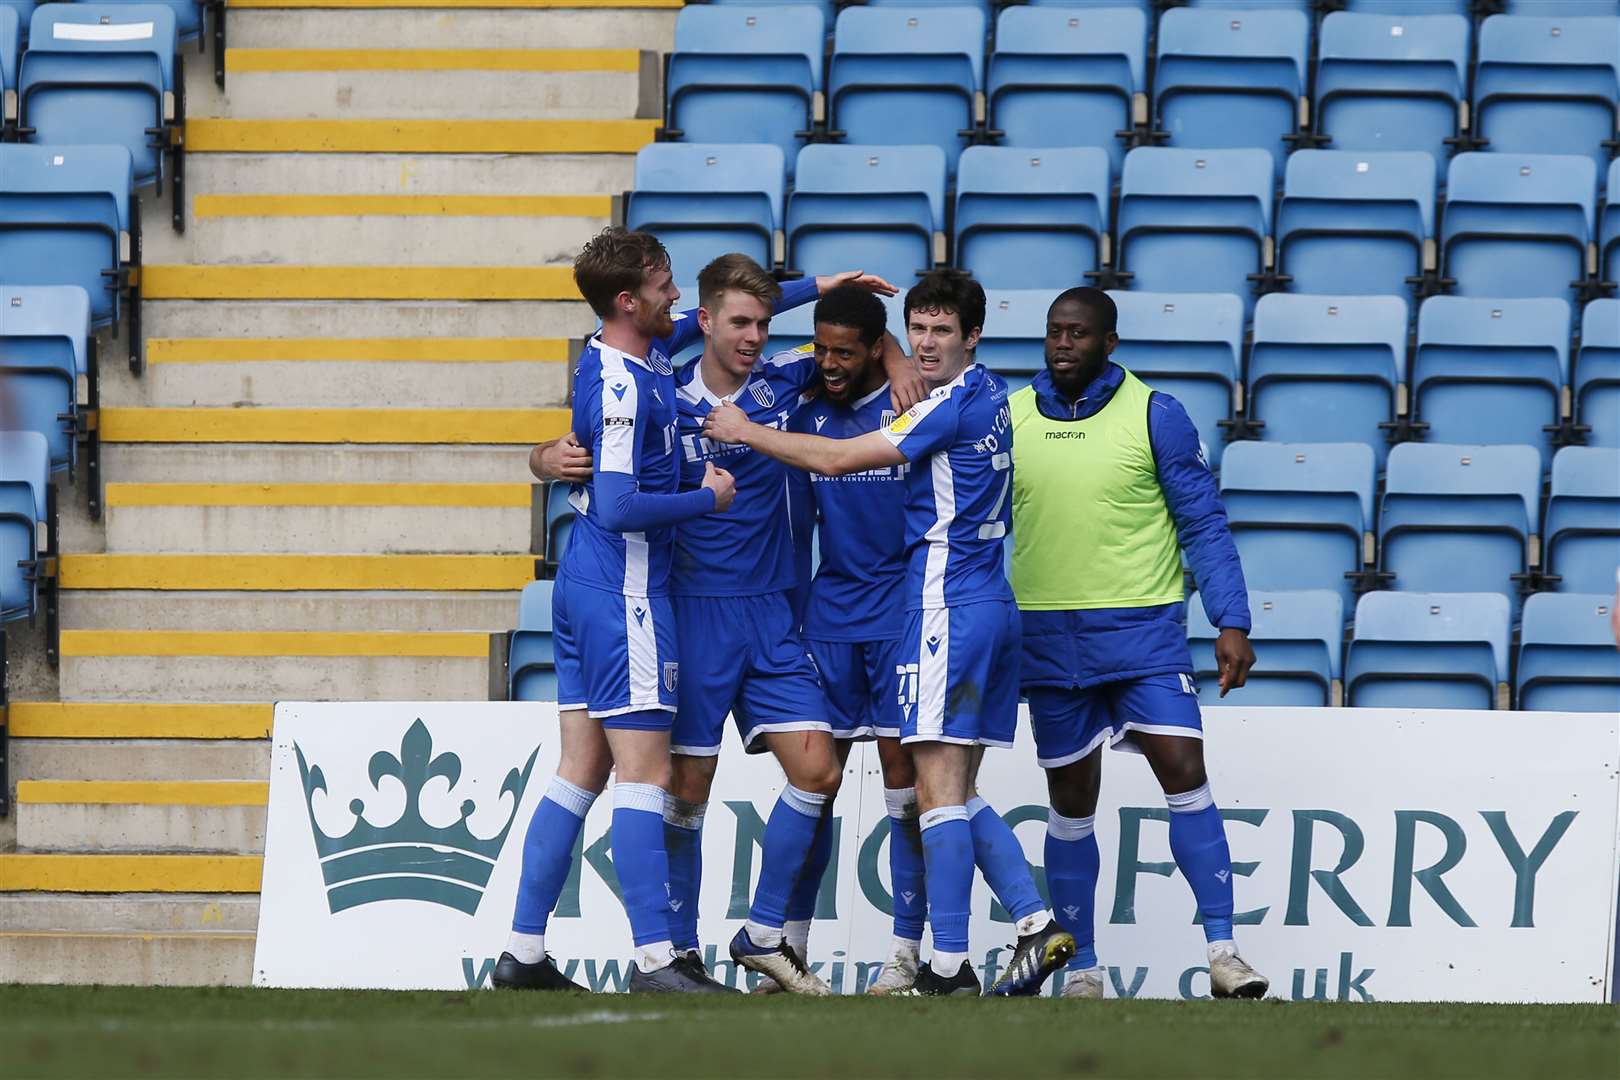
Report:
1060,967,1105,1000
1208,943,1269,999
864,941,921,996
729,928,832,996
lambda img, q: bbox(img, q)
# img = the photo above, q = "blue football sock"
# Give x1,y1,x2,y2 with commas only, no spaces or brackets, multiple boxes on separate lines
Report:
1045,809,1100,970
610,782,675,951
885,787,926,942
745,784,829,945
966,795,1046,926
919,805,973,963
786,799,835,924
1166,783,1235,944
662,795,706,953
511,776,597,935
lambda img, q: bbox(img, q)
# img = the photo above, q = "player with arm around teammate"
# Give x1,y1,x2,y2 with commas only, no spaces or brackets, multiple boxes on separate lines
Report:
704,271,1075,997
1015,287,1267,1000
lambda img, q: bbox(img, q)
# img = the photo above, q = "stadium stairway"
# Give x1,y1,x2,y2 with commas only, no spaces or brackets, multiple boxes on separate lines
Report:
0,0,675,985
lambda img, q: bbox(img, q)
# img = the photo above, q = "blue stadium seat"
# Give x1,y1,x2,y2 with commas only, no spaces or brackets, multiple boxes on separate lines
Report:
1378,443,1543,615
0,142,134,331
1602,160,1620,281
1516,592,1620,713
1220,441,1376,614
21,4,178,190
91,0,202,42
1315,12,1469,181
987,5,1148,177
1116,148,1274,322
665,5,823,171
1190,589,1342,707
508,579,557,702
1248,293,1407,466
1107,290,1244,467
1,0,31,45
1346,591,1509,710
866,0,991,14
1342,0,1471,11
1503,0,1620,12
1544,446,1620,596
953,146,1110,291
1575,298,1618,448
829,6,984,175
1474,14,1620,180
0,284,88,476
0,428,48,622
1184,0,1310,8
976,289,1049,386
1412,296,1572,468
1153,7,1310,182
627,143,784,282
787,144,945,285
2,7,19,135
1442,152,1597,305
1024,0,1151,10
1276,150,1436,299
543,480,574,572
699,0,835,25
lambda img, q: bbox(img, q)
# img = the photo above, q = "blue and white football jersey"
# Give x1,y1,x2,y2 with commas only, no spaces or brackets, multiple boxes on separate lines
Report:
789,383,909,642
670,345,820,596
561,312,702,597
881,364,1016,611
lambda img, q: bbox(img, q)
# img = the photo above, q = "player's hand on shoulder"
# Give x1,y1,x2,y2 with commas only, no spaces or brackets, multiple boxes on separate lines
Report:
702,401,753,445
532,432,594,483
816,269,900,297
702,462,736,513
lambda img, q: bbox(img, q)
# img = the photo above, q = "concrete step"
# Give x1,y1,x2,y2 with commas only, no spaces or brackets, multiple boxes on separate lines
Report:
103,444,533,484
142,263,580,300
61,591,520,633
187,47,656,122
59,553,537,591
171,152,634,199
0,893,260,932
0,853,263,890
226,4,678,52
99,405,570,446
13,740,270,783
100,483,536,554
186,117,656,155
58,630,491,701
15,782,268,854
9,702,273,740
139,299,594,342
0,930,254,985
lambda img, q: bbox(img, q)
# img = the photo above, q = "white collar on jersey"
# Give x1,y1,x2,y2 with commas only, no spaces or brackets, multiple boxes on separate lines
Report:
680,359,751,407
592,335,657,373
851,381,890,410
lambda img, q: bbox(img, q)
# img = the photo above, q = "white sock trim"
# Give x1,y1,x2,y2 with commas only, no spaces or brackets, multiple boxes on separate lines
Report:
1165,782,1215,814
883,786,918,821
1047,809,1096,841
506,931,545,965
965,795,992,818
919,804,969,831
635,942,675,972
781,784,830,819
613,781,666,816
1015,911,1052,936
931,950,968,978
545,776,598,819
784,918,812,957
745,920,784,948
661,794,707,831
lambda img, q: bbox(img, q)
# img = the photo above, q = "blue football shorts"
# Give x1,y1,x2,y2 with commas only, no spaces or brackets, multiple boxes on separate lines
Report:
803,637,904,741
553,572,677,730
895,599,1021,748
1027,672,1204,769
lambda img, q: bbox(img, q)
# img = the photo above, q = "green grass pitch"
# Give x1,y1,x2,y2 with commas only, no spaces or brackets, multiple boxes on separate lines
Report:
2,986,1616,1079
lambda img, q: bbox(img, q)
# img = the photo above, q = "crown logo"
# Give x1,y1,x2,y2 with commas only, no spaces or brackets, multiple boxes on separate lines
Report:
294,719,539,916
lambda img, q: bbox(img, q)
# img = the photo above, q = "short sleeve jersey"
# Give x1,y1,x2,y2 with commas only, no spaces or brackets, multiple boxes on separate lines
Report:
789,382,909,641
560,311,702,596
880,364,1016,611
670,345,820,596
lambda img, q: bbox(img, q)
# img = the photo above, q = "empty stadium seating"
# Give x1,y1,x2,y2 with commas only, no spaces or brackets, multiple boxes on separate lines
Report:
1544,446,1620,596
1516,591,1620,714
1346,591,1510,710
1109,290,1243,465
508,579,557,702
786,143,945,283
1247,293,1407,466
1576,298,1619,448
1442,152,1597,305
2,7,19,138
0,284,90,477
953,146,1110,291
1190,588,1343,707
1275,150,1436,299
1220,441,1375,615
977,288,1049,392
627,142,784,283
1603,160,1620,280
0,428,49,623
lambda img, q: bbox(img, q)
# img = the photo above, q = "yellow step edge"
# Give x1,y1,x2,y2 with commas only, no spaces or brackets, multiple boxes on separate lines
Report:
194,194,612,219
99,407,570,445
59,553,536,591
147,337,570,363
60,630,491,659
230,0,679,7
105,482,532,509
142,265,580,301
7,702,273,740
185,118,657,154
17,781,271,807
0,855,263,894
227,48,640,73
0,930,258,942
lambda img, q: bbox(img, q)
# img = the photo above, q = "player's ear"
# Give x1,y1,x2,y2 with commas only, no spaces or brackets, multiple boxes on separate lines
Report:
1105,331,1120,356
697,305,714,334
613,289,636,319
963,325,983,351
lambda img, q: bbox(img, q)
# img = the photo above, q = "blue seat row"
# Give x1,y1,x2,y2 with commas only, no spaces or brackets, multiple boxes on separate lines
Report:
1189,589,1619,713
0,428,50,626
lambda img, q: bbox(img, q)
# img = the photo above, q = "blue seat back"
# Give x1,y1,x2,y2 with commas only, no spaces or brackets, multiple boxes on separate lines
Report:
1443,152,1597,303
628,143,784,274
1517,592,1620,713
0,142,132,327
1316,13,1468,181
86,0,201,40
1277,150,1436,297
1475,15,1620,176
1503,0,1620,11
1107,289,1243,465
509,580,556,701
976,289,1050,377
1155,7,1309,181
0,427,47,621
1545,446,1620,594
1347,590,1509,709
1249,293,1407,465
2,6,19,90
788,144,945,282
954,146,1110,290
699,0,835,24
0,284,88,473
1576,297,1619,448
1191,588,1342,706
1602,158,1620,277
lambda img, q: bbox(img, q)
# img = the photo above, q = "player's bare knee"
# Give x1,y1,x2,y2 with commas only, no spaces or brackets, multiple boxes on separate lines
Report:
669,753,717,804
792,760,843,798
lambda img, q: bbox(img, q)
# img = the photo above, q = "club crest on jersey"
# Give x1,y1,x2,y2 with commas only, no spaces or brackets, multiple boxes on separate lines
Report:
663,662,679,693
650,350,673,376
748,380,776,409
881,410,897,428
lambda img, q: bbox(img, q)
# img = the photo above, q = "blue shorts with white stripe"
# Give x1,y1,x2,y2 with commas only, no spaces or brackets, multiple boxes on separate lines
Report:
553,572,678,727
896,599,1021,748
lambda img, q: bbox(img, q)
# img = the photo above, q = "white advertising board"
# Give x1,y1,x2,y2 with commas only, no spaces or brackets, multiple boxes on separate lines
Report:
256,702,1620,1002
